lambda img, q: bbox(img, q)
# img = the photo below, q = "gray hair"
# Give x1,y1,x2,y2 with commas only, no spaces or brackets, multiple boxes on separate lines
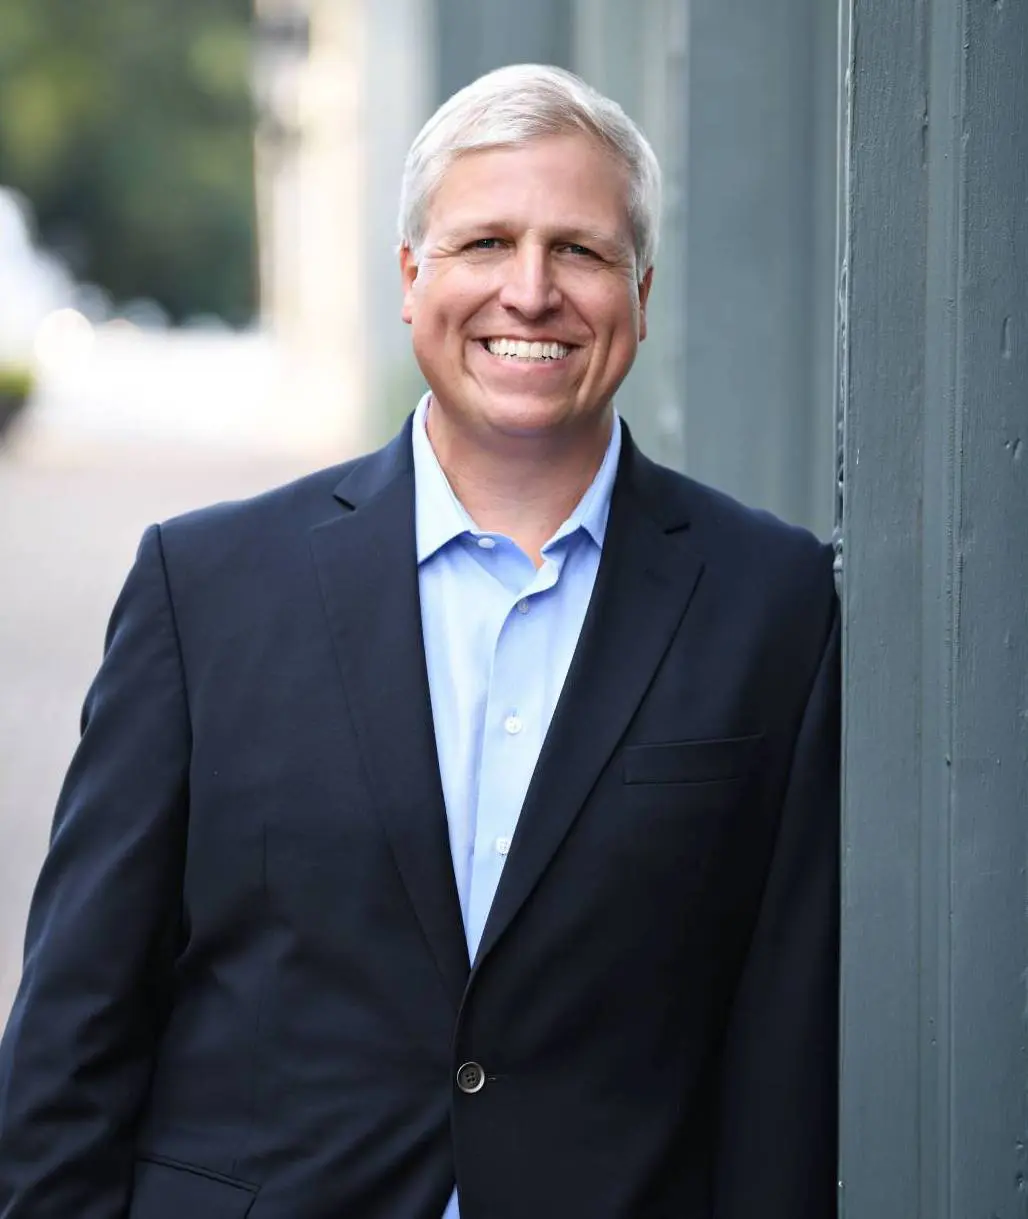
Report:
398,63,662,276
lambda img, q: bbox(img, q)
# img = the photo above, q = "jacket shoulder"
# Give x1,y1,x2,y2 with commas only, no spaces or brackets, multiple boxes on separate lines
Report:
633,448,833,577
155,420,412,558
158,461,351,547
158,418,413,550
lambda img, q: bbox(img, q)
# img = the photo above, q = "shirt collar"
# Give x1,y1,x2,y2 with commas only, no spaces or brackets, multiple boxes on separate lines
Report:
412,394,479,563
412,392,622,565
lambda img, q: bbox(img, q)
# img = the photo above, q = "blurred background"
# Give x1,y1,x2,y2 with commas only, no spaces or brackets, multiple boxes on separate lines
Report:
0,0,840,1020
4,5,1026,1208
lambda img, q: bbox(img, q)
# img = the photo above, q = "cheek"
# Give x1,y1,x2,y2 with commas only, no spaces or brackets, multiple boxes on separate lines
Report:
573,275,637,322
413,273,490,336
613,292,643,344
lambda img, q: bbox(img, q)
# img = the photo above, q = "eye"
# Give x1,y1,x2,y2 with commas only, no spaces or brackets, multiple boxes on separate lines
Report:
558,243,597,258
466,237,504,251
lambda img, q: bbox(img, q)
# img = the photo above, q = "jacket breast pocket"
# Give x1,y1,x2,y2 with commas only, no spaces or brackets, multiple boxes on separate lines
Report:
622,734,763,785
128,1155,257,1219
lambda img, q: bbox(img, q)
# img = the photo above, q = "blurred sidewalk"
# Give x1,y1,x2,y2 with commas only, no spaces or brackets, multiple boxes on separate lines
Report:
0,343,344,1026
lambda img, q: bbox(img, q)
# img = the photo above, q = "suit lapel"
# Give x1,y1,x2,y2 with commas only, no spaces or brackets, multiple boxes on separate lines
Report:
308,428,469,1010
473,437,705,970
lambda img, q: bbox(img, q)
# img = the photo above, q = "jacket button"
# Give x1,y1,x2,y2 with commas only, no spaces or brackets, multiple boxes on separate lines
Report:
456,1061,485,1094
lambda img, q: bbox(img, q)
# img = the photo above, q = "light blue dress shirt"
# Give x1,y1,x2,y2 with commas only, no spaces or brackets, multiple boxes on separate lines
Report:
411,393,620,1219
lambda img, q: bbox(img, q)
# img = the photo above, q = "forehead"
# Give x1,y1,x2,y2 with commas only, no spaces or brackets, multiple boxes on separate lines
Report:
425,134,633,237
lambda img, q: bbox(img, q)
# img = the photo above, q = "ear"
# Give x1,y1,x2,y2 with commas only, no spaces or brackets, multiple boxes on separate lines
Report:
638,266,654,342
400,244,419,325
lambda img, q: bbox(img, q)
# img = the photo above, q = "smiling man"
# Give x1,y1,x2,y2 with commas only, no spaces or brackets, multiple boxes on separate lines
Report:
0,66,840,1219
400,127,650,572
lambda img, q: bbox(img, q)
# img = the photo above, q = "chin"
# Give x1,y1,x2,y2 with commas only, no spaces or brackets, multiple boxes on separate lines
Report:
480,398,575,436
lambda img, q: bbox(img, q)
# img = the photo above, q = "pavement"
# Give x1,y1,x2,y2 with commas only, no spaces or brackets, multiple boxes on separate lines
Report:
0,410,321,1026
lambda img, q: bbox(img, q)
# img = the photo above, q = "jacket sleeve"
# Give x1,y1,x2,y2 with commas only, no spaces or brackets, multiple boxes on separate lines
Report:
0,525,190,1218
713,589,841,1219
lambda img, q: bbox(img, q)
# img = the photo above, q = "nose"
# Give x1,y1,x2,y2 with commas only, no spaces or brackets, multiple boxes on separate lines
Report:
497,244,562,318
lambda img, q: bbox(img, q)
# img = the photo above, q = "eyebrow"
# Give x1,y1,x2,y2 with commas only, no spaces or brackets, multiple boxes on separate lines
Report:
559,228,632,253
437,222,632,257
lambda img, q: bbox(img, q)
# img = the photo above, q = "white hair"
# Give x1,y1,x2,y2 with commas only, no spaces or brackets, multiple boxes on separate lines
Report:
398,63,662,275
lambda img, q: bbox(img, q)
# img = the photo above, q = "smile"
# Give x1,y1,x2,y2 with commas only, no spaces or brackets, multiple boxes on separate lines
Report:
483,338,571,361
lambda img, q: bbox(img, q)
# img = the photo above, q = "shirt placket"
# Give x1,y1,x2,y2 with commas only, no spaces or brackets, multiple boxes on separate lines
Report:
463,566,557,960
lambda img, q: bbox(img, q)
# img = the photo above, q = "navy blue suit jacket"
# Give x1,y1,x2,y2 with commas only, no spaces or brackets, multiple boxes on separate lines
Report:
0,420,840,1218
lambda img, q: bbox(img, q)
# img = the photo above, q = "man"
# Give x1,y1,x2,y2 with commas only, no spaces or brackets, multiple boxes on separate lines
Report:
0,64,839,1219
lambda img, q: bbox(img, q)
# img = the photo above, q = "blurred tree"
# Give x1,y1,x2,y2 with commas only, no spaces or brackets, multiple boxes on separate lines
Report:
0,0,256,324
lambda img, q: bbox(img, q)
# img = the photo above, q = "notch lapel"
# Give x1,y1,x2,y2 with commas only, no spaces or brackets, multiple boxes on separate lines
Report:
309,433,469,1010
473,441,705,970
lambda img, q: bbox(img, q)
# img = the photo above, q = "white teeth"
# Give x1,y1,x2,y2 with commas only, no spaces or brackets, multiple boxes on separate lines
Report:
485,338,570,360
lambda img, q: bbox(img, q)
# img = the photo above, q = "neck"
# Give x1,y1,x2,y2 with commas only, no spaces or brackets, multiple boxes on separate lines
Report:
424,401,613,568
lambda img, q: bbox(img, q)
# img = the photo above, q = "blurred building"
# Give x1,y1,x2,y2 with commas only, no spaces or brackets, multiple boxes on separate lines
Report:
252,0,431,458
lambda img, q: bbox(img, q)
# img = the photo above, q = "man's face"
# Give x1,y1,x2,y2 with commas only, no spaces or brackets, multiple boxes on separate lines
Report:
401,133,652,447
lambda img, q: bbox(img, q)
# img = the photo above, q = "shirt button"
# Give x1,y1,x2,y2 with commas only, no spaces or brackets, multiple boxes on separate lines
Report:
477,537,496,550
456,1061,486,1094
504,715,523,735
516,598,530,614
495,835,512,856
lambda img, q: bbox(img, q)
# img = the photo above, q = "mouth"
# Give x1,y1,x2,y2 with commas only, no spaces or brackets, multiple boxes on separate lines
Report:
479,337,574,362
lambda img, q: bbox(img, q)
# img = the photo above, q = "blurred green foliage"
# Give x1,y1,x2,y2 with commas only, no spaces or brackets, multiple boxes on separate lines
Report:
0,0,257,324
0,363,34,401
0,361,34,438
